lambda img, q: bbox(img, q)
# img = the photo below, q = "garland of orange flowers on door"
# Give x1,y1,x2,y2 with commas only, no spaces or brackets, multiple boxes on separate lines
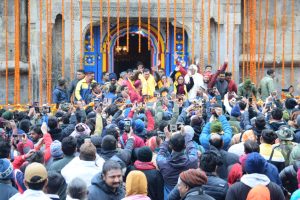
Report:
191,0,195,64
107,0,111,53
70,0,74,80
226,0,229,58
242,0,246,81
261,0,268,76
89,0,93,52
126,0,129,51
148,0,151,50
39,0,43,103
281,0,286,88
99,0,103,53
138,0,141,53
28,0,31,103
200,0,204,72
14,0,20,104
174,0,177,53
5,0,8,104
249,0,256,84
80,0,83,69
182,0,185,56
61,0,65,77
246,0,249,75
232,0,236,77
46,0,50,102
291,0,295,85
272,0,276,70
49,0,53,102
257,0,262,79
207,0,211,64
217,0,220,67
117,0,120,48
158,0,161,54
166,0,170,53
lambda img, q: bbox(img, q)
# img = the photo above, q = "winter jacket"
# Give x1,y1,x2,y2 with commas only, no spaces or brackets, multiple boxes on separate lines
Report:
185,72,204,101
0,180,18,200
268,120,287,132
215,80,228,99
157,140,198,198
75,78,96,103
100,138,134,167
120,133,145,149
202,173,228,200
48,155,75,173
182,187,215,200
139,74,157,97
215,148,239,180
199,115,232,150
49,128,63,141
52,87,69,104
279,161,300,193
237,83,257,99
126,160,164,200
68,78,80,101
88,173,125,200
207,62,228,89
61,114,77,138
259,75,275,101
227,80,238,93
263,162,282,186
225,174,284,200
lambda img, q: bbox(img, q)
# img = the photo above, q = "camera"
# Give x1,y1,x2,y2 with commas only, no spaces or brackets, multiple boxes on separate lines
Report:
94,99,100,109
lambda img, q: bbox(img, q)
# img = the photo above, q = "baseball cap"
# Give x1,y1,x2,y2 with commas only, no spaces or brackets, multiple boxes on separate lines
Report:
24,162,48,183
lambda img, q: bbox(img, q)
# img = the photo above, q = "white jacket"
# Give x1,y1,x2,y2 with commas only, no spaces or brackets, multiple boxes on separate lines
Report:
61,155,105,187
185,72,204,101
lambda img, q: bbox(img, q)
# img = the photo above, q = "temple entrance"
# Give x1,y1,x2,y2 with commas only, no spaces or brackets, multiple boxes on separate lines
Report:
113,34,151,76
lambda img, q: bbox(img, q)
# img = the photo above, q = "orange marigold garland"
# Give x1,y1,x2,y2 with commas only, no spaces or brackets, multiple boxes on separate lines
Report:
14,0,21,104
261,0,268,76
200,0,204,71
39,0,43,103
157,0,161,54
61,0,65,77
166,0,170,53
207,0,211,64
242,0,246,81
80,0,83,69
257,0,262,79
272,0,276,70
70,0,74,80
99,0,103,53
281,0,286,88
291,0,295,85
249,0,256,84
5,0,8,104
232,0,236,77
28,0,31,103
217,0,220,67
49,0,53,102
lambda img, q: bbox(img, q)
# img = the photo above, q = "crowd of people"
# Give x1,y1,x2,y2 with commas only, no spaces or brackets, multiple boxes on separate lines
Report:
0,54,299,200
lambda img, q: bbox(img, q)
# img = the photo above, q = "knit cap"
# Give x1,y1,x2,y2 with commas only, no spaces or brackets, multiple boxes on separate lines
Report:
231,105,241,117
109,73,117,81
179,169,208,187
245,152,266,174
210,121,223,134
50,140,64,158
137,146,153,162
133,119,145,134
0,159,13,179
1,111,13,121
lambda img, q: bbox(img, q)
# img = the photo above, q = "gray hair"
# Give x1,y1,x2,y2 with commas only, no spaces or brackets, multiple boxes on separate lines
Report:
67,178,87,200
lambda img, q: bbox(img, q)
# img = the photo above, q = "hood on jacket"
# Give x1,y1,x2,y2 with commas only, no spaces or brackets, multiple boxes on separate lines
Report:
269,121,286,131
241,173,270,188
168,151,192,169
91,173,124,195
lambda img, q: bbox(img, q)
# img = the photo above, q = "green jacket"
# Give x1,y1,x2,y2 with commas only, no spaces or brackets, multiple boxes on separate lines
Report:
259,75,275,101
238,82,257,99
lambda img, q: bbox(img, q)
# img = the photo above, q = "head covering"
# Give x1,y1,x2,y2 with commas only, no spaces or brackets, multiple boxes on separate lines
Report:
189,64,198,72
276,126,294,141
50,140,64,158
231,105,241,117
244,79,252,89
184,125,194,143
245,152,266,174
246,185,271,200
179,169,208,187
133,119,145,134
241,130,257,142
137,146,153,162
126,170,148,196
24,162,48,183
109,73,117,81
210,121,223,134
70,123,91,138
162,111,172,121
1,111,13,120
228,163,243,186
0,159,13,180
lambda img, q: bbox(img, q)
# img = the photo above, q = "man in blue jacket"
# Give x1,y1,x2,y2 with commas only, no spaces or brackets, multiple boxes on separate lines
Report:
52,78,69,104
200,104,232,150
157,127,198,200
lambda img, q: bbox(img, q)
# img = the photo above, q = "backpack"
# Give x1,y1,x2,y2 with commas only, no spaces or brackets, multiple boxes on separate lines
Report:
246,185,270,200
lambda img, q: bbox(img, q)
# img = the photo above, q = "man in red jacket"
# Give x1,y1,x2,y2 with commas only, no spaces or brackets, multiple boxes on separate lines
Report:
225,72,238,93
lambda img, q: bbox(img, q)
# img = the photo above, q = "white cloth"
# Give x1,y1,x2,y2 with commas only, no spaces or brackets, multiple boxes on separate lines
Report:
228,142,245,157
61,155,105,187
185,72,204,101
9,189,51,200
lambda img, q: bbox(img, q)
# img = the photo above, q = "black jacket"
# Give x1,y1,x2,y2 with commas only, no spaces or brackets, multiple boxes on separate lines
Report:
88,173,125,200
202,173,228,200
182,187,215,200
279,160,300,193
126,163,164,200
49,128,63,141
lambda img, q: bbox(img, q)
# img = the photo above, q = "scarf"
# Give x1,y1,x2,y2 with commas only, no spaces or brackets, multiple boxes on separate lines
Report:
134,160,156,170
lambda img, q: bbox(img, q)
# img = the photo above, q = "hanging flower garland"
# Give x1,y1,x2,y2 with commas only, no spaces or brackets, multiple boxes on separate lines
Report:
226,0,229,58
61,0,65,77
200,0,204,71
232,0,236,77
14,0,20,104
117,0,120,48
217,0,220,66
257,0,262,79
261,0,268,76
148,0,151,50
182,0,185,55
49,0,53,102
46,0,49,102
28,0,31,103
89,0,93,52
249,0,256,84
242,0,246,81
39,0,43,103
207,0,211,64
191,0,195,64
126,0,130,52
157,0,160,54
80,0,83,69
166,0,170,53
5,0,8,104
99,0,103,53
272,0,276,70
138,0,141,53
70,0,74,80
246,0,249,75
291,0,295,85
281,0,286,88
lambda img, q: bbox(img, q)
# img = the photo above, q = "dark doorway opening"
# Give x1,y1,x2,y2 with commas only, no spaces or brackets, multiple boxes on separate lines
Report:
114,34,151,76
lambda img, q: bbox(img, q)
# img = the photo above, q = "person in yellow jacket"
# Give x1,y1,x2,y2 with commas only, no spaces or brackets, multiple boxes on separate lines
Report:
157,75,171,89
138,68,157,97
75,72,96,105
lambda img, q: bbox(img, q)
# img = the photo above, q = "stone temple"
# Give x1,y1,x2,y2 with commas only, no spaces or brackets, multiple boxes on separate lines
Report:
0,0,299,103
